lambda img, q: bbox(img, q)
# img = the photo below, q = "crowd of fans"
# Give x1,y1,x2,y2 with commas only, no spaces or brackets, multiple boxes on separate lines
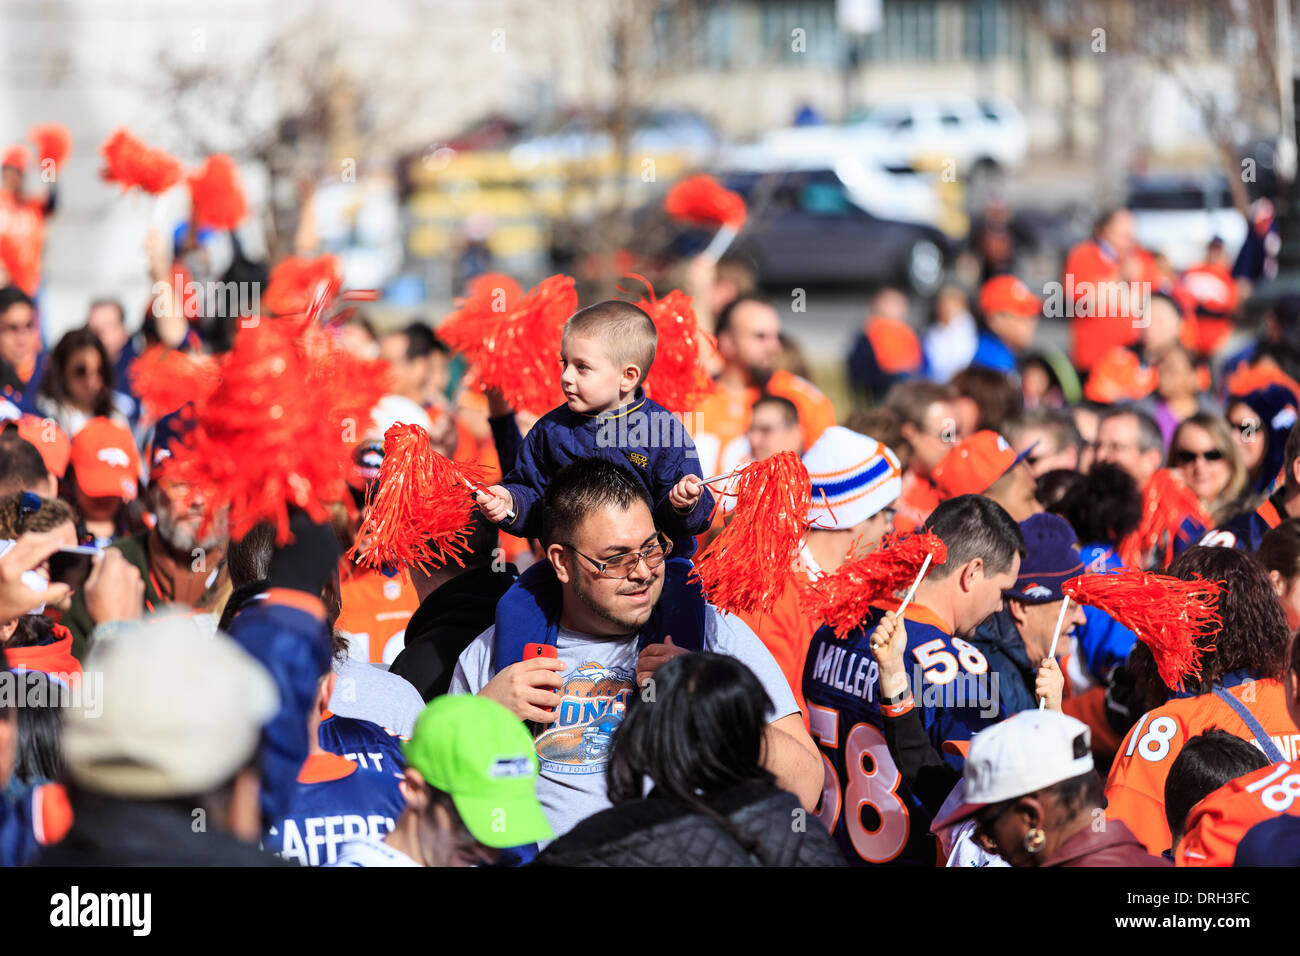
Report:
2,129,1300,869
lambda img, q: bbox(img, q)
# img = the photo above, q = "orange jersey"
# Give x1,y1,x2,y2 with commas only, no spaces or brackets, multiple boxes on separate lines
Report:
692,385,758,476
739,556,819,727
768,369,836,448
336,562,421,665
691,371,836,475
1178,760,1300,866
1105,678,1300,855
1063,240,1161,372
0,193,46,296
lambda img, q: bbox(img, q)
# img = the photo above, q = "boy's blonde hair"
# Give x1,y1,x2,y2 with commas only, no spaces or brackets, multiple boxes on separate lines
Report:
563,300,657,383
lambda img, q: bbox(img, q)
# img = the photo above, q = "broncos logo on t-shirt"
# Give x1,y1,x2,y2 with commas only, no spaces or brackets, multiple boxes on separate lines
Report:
535,662,634,775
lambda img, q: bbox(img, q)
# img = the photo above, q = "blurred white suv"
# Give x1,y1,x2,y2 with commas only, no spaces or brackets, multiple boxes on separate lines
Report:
849,95,1029,178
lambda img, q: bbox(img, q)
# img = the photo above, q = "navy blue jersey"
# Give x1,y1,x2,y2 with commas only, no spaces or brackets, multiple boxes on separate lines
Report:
265,752,405,866
802,602,998,867
318,712,406,776
1200,489,1285,552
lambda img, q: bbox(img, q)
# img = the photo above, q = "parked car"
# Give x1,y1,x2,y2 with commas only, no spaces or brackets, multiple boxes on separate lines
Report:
849,95,1028,178
1127,171,1248,269
757,94,1027,190
717,165,952,295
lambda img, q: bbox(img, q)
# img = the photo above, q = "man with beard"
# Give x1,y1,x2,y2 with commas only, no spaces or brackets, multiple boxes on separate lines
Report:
449,459,821,850
692,295,835,479
801,494,1025,866
63,410,227,656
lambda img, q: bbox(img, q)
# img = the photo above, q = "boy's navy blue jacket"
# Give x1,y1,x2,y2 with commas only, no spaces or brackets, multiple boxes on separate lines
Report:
499,388,713,554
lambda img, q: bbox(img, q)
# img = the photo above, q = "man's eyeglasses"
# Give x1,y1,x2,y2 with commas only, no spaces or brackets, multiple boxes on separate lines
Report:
1172,448,1224,465
564,534,672,579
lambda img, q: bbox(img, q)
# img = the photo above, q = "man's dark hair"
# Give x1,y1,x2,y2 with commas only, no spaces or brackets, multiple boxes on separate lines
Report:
1051,461,1142,545
751,394,798,429
1099,403,1165,457
0,285,35,315
714,293,773,339
1132,547,1291,704
923,494,1026,581
402,322,445,361
541,459,650,547
1164,730,1269,844
453,511,500,570
226,522,277,588
0,429,50,493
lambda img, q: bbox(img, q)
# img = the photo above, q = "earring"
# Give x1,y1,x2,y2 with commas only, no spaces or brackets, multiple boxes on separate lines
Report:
1024,827,1046,854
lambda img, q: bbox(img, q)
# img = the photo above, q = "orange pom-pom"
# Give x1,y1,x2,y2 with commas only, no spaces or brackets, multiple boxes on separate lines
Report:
128,345,220,421
799,531,947,639
349,423,490,572
99,128,182,195
623,275,718,414
1064,568,1223,692
438,274,574,417
1119,469,1212,570
187,154,248,230
262,254,344,318
170,317,387,544
692,451,811,616
665,174,747,229
27,124,71,170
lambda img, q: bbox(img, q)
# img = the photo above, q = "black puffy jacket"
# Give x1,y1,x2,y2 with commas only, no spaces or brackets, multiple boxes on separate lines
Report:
532,782,847,867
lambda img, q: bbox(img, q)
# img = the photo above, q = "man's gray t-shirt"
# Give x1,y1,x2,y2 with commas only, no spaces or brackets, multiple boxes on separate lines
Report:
330,656,426,737
448,608,798,841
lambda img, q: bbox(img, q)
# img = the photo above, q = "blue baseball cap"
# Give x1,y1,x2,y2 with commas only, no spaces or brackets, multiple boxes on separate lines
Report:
1004,512,1084,604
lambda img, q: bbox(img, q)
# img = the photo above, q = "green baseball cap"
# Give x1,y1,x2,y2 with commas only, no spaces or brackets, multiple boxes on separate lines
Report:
402,696,553,849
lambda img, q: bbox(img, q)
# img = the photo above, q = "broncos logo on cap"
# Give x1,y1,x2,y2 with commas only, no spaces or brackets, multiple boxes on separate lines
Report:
97,447,131,468
1022,584,1053,600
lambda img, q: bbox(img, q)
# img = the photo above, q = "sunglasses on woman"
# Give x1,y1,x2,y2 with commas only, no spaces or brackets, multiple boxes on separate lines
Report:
1172,448,1224,465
